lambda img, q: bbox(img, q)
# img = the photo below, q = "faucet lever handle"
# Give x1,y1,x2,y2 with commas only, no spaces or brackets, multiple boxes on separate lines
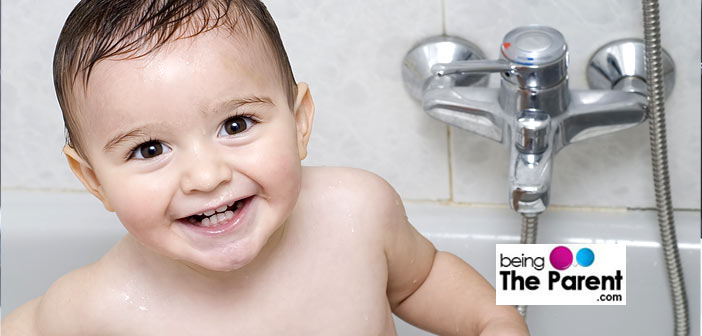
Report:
432,60,513,77
433,26,570,90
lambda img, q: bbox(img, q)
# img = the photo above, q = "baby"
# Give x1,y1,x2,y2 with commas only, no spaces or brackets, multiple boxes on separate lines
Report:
3,1,528,335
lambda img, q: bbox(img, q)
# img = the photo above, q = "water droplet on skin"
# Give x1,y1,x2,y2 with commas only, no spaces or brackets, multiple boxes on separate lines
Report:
138,306,149,312
412,279,417,284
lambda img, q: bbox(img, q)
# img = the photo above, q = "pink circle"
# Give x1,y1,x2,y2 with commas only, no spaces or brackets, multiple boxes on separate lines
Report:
550,246,573,270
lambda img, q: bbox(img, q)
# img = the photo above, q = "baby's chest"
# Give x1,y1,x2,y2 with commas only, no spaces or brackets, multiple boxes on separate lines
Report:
136,303,392,335
225,285,394,335
122,276,394,335
118,249,393,334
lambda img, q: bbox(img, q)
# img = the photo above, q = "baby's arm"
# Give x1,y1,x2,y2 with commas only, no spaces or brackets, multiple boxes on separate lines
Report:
370,177,528,335
391,252,529,335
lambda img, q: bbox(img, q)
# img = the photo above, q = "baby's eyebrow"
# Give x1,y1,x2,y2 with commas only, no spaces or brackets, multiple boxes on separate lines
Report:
103,128,157,152
209,95,273,115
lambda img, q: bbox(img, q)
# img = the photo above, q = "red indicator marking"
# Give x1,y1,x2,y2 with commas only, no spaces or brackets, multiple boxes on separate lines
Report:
503,42,511,49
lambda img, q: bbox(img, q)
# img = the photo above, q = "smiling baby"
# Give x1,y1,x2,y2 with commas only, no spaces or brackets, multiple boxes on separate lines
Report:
2,1,528,335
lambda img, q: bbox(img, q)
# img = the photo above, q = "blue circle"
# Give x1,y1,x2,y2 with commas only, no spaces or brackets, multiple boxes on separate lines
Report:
576,248,595,267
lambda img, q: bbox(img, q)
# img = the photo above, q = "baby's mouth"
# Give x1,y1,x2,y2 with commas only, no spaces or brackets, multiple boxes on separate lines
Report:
185,197,250,228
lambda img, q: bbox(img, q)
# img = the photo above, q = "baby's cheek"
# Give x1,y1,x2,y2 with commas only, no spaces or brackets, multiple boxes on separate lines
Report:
107,179,170,231
271,152,302,189
114,200,156,230
254,148,302,215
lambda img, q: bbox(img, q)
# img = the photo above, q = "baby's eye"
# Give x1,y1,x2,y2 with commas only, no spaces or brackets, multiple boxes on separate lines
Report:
219,116,254,137
130,140,171,159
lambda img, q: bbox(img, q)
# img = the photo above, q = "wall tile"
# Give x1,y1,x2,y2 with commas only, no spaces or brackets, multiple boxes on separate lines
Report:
446,0,701,208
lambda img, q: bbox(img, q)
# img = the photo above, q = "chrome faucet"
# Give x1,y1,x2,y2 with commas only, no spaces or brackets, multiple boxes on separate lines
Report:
402,25,673,215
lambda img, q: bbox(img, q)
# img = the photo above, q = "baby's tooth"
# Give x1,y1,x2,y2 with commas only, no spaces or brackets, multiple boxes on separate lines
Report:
204,210,215,216
209,214,219,225
216,205,227,213
224,210,234,220
227,202,234,207
201,217,211,227
236,201,243,210
217,213,226,222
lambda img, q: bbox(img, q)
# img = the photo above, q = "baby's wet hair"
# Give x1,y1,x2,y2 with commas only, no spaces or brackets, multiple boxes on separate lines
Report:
53,0,297,159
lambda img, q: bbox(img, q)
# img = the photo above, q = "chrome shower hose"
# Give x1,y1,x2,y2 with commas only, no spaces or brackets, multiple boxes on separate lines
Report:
642,0,689,334
516,214,538,318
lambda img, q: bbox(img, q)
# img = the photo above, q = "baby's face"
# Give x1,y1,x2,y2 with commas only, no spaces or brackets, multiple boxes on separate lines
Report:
70,29,311,271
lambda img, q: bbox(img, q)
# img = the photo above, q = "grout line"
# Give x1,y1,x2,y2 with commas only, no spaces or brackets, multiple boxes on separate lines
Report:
401,198,700,213
1,187,88,193
548,205,628,213
447,125,454,201
403,198,509,209
626,207,701,213
440,0,447,35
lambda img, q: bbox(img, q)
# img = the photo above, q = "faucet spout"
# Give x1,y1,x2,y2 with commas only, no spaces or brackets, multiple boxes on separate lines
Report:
509,149,553,215
509,109,554,215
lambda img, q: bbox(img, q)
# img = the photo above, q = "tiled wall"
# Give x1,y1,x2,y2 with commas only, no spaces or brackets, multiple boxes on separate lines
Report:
2,0,700,209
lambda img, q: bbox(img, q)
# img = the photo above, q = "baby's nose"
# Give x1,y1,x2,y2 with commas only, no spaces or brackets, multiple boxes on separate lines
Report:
179,144,231,194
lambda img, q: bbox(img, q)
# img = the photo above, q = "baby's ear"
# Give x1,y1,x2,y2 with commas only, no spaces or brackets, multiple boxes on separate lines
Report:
63,145,114,212
293,82,315,160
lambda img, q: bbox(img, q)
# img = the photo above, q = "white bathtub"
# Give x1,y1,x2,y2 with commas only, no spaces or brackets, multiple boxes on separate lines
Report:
2,190,700,335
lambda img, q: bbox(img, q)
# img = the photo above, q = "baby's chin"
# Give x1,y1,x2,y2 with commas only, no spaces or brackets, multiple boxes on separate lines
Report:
182,236,269,272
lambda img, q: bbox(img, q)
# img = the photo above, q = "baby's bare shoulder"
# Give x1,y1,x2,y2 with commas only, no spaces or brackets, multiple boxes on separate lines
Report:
299,166,406,233
3,240,142,336
27,252,135,336
2,297,41,336
32,264,109,334
302,166,399,202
